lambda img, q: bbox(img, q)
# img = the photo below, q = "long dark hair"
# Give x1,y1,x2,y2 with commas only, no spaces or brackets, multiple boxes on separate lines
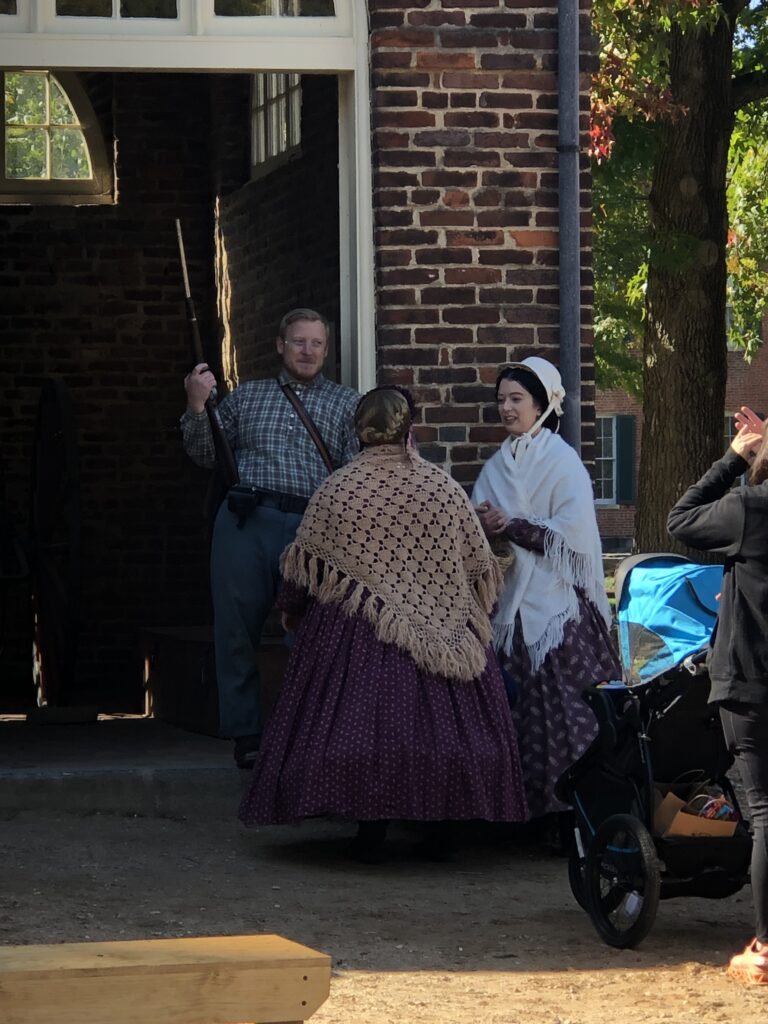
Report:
495,366,560,433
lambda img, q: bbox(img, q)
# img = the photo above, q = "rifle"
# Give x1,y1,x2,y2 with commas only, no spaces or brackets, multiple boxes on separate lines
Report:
175,219,240,489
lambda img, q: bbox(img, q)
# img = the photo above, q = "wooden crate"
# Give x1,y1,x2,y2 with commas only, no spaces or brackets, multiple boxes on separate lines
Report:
0,934,330,1024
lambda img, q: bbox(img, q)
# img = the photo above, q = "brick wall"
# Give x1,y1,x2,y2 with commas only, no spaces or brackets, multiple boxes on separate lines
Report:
368,0,595,482
725,317,768,417
212,75,342,386
1,72,218,710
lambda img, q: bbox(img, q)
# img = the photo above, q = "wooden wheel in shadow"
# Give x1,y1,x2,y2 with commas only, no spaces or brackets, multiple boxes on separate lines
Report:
29,378,81,707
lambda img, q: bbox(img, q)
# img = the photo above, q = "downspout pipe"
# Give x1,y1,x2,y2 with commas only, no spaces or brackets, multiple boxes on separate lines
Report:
558,0,582,453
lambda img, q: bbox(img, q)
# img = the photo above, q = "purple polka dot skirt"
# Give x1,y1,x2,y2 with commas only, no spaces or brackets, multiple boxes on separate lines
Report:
503,592,623,819
239,598,528,825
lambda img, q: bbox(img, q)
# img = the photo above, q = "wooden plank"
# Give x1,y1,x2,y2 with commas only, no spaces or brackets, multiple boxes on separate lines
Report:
0,935,328,976
0,935,331,1024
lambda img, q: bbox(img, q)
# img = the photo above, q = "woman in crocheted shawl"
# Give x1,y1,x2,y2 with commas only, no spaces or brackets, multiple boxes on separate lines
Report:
472,358,621,829
239,386,528,861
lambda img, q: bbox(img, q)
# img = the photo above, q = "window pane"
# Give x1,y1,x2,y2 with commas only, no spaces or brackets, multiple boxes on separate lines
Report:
724,413,736,446
121,0,177,16
57,0,113,14
5,73,47,126
276,99,287,154
215,0,270,14
266,103,277,159
0,1,18,14
299,0,335,14
288,78,301,147
51,127,92,179
50,80,78,126
252,118,265,165
6,127,48,179
594,418,616,501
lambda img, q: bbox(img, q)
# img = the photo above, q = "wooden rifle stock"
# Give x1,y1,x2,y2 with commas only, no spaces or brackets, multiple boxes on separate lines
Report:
175,220,239,488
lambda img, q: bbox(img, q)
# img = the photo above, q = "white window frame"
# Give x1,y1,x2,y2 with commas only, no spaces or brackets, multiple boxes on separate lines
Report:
250,71,301,176
594,414,617,506
0,0,375,392
1,68,112,203
0,0,351,40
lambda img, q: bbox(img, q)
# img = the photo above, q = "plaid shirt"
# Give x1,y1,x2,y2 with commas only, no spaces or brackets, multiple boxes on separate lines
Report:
181,371,360,498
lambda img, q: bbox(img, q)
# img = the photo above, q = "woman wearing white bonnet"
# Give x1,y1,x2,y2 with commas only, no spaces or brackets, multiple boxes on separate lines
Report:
472,356,620,836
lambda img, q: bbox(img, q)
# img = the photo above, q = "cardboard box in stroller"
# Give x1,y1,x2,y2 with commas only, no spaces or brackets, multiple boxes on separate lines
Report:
653,791,738,838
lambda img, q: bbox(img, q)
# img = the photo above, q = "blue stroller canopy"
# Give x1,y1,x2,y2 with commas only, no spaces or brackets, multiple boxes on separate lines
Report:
615,553,723,685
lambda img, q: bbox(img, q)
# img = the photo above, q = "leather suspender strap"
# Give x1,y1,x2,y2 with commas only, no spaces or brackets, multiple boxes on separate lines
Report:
279,382,336,475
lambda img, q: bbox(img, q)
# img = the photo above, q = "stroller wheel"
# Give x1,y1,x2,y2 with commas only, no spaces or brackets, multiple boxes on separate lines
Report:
568,849,589,910
585,813,660,948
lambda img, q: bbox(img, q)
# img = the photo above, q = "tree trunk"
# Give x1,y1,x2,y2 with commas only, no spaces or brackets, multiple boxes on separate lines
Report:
635,17,735,555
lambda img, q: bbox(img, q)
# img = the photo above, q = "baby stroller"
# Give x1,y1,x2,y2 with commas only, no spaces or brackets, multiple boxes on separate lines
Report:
556,553,753,948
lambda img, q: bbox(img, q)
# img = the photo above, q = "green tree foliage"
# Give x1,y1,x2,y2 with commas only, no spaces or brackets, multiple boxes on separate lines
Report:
593,2,768,388
727,107,768,358
593,118,656,396
593,110,768,394
590,1,768,551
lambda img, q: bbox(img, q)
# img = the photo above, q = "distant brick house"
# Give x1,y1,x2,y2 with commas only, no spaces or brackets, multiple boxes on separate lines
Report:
595,317,768,551
1,2,596,714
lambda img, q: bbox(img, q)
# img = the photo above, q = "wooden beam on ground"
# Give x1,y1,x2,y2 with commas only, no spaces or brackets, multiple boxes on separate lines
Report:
0,934,331,1024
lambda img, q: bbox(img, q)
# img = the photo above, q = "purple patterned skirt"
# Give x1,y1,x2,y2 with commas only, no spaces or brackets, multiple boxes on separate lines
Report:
501,591,622,819
239,597,528,825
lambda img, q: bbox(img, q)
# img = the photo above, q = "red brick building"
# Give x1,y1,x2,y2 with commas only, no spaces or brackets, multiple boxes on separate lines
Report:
595,318,768,551
1,1,596,716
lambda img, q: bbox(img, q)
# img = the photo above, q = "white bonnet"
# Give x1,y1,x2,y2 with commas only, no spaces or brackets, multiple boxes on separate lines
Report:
506,356,565,417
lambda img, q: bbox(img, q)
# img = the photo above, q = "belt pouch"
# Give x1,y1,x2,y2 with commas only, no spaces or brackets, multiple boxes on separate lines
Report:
226,485,259,527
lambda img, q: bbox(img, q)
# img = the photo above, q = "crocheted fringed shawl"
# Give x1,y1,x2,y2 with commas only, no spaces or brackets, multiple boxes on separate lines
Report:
472,429,612,672
280,444,503,682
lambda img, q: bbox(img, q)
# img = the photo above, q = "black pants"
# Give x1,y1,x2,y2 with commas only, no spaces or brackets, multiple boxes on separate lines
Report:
720,701,768,944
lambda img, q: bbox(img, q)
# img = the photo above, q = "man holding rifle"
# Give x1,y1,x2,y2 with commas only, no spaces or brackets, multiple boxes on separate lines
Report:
181,308,359,768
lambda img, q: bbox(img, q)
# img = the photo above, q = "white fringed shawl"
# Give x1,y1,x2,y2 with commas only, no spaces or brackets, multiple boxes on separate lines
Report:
280,444,503,682
472,429,611,671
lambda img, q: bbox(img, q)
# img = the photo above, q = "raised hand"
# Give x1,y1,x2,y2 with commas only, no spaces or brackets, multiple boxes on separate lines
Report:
733,406,766,438
730,423,764,464
184,362,217,414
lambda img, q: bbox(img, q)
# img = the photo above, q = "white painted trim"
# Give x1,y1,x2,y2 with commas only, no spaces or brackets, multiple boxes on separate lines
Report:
0,37,356,72
2,0,350,37
347,0,375,392
337,67,375,393
337,73,354,390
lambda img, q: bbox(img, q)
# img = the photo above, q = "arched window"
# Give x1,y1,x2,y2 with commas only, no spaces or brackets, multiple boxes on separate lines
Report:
1,70,112,204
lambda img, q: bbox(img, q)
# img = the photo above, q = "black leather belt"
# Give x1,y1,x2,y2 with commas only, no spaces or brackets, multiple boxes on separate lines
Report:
257,489,309,515
228,485,308,517
226,486,308,528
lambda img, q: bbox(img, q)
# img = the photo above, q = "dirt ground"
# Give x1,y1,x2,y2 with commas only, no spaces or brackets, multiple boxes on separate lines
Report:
1,807,767,1024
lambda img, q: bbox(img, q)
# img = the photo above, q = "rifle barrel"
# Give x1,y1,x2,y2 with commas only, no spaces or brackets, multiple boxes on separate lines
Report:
176,218,240,488
176,219,205,366
175,219,192,300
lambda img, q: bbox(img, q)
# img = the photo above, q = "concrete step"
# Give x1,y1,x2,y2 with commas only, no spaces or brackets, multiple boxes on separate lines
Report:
0,717,244,820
